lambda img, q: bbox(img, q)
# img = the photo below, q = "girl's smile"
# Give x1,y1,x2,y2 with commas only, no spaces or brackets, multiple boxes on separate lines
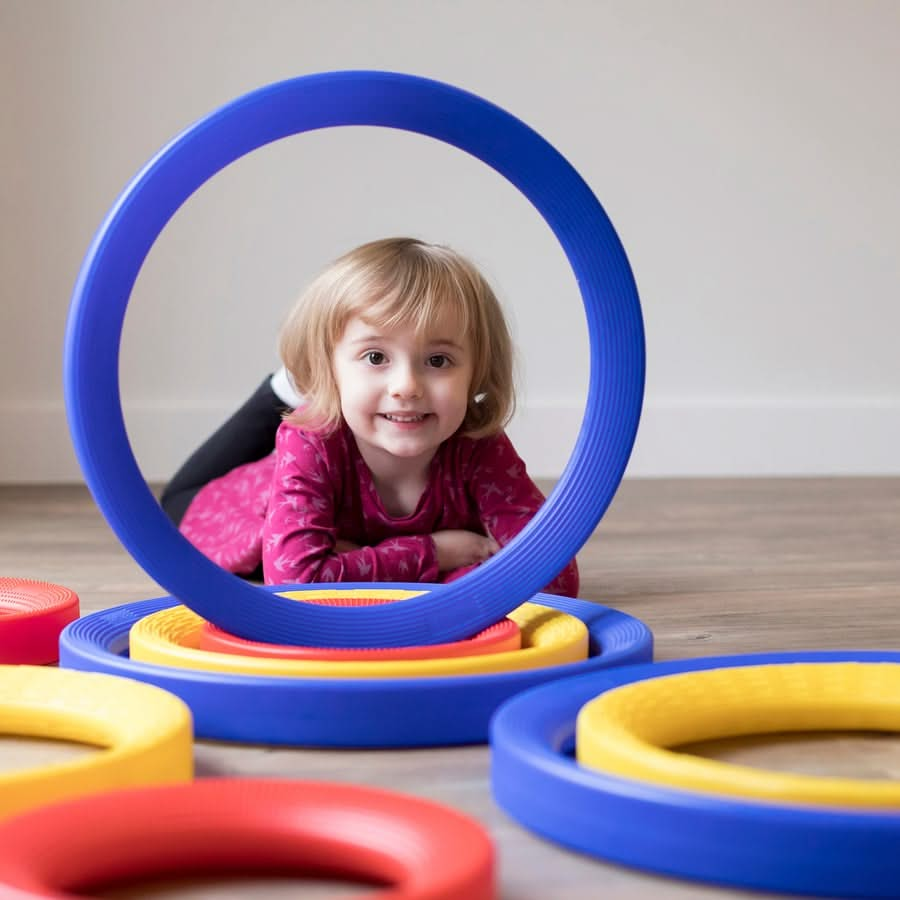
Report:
381,412,429,424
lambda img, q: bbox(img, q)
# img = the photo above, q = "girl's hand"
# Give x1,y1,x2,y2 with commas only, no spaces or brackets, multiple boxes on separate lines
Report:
334,539,361,553
431,530,499,572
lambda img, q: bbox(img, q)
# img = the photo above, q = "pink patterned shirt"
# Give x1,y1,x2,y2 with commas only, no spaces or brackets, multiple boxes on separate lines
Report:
179,420,579,595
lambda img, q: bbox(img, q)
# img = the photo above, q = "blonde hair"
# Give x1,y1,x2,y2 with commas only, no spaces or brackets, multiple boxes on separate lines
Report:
280,237,514,439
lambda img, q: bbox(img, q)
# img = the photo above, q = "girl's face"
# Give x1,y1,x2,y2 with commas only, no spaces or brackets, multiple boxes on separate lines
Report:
332,313,474,473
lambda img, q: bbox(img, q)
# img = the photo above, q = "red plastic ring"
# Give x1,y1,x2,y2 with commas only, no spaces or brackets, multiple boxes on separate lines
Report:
0,578,80,664
199,589,521,661
0,778,495,899
200,616,522,661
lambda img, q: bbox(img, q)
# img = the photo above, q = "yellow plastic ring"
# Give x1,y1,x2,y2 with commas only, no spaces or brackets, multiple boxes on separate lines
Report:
129,602,588,678
0,665,193,820
576,662,900,808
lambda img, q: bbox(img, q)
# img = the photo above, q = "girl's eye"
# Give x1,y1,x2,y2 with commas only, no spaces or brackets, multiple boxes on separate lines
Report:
365,351,386,365
427,354,451,368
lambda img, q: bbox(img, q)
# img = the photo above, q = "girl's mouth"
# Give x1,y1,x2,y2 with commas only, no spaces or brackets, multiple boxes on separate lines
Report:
381,413,428,423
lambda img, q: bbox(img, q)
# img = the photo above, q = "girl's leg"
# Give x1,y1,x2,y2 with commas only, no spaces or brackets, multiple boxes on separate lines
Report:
160,375,288,525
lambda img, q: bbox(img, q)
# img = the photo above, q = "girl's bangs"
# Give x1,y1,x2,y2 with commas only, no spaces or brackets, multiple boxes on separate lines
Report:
352,278,472,340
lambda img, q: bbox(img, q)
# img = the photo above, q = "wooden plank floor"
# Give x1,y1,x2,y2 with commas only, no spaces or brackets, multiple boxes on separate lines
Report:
2,478,900,898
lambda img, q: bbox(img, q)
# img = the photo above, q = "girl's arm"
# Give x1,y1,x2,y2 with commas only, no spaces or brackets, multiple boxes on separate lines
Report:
262,428,440,585
462,432,580,596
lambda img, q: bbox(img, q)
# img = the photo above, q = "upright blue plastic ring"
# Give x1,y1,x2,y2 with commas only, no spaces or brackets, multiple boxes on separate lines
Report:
64,70,645,647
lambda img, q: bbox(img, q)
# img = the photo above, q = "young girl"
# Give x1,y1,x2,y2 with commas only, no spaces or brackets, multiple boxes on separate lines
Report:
163,237,579,595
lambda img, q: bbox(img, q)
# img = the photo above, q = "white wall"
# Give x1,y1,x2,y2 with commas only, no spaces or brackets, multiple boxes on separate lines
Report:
2,0,898,483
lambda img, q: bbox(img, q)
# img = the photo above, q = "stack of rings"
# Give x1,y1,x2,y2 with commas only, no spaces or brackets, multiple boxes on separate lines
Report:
0,578,80,664
490,651,900,898
60,587,653,747
0,779,495,899
0,665,192,821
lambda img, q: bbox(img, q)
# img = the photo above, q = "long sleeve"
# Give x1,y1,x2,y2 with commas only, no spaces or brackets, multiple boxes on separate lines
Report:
465,432,580,597
261,425,440,585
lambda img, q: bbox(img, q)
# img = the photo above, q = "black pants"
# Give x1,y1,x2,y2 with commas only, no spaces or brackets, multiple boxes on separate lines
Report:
160,376,287,526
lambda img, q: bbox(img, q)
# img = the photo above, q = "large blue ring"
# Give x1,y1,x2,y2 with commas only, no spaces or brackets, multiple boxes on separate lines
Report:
490,651,900,897
58,589,652,747
64,70,645,648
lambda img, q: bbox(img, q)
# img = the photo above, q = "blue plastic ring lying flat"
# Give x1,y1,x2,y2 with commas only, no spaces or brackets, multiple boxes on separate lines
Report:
63,70,645,648
490,651,900,898
58,589,652,748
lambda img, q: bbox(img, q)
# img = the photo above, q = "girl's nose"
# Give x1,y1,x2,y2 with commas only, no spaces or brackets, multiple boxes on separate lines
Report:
389,363,422,399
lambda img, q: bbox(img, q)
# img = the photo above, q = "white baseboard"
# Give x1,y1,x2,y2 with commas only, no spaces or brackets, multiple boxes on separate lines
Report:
2,398,899,483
